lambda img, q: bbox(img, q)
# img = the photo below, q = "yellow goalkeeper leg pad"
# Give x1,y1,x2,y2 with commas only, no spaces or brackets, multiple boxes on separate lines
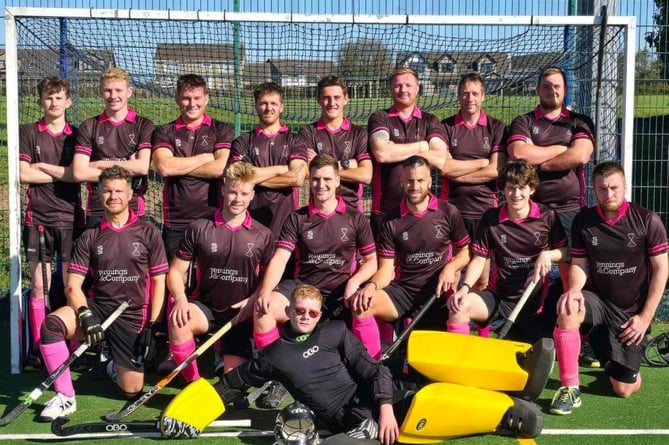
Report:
398,383,543,443
160,377,225,438
408,331,554,400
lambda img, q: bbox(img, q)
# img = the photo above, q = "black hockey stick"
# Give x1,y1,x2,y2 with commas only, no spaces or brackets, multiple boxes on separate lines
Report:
497,279,539,339
380,293,438,361
104,320,233,422
38,225,51,312
0,300,130,427
51,417,251,437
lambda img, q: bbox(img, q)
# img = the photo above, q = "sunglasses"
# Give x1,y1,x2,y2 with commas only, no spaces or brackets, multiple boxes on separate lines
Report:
292,307,322,318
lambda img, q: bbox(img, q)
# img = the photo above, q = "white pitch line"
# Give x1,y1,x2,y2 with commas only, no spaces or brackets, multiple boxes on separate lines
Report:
0,430,273,441
543,429,669,435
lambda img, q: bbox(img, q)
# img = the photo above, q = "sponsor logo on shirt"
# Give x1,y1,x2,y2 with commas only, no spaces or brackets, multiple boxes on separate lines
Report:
627,233,637,247
211,243,218,253
595,261,637,276
591,236,598,246
128,133,137,147
393,128,400,138
340,228,349,242
302,345,319,358
208,267,248,284
405,252,442,266
434,225,445,239
175,139,182,148
307,231,314,240
246,243,254,257
131,242,141,257
97,245,104,255
200,135,210,147
451,138,458,148
303,253,345,267
483,137,490,150
97,136,105,145
99,268,140,283
402,231,408,241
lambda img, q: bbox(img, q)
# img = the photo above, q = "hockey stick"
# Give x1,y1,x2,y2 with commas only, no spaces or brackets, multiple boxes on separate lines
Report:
380,293,438,361
0,300,130,427
37,225,51,312
105,320,233,422
497,279,539,339
51,417,251,437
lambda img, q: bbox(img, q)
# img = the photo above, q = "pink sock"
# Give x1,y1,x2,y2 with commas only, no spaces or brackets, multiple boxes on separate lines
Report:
29,297,46,349
352,316,381,359
40,342,74,397
171,339,199,382
476,324,491,337
253,327,280,350
554,327,581,387
377,318,394,346
447,322,470,335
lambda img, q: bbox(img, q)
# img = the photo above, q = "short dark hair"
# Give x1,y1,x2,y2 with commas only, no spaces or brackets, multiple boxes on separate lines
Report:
498,160,539,190
401,155,430,169
37,76,71,99
99,165,133,187
309,153,339,173
592,161,625,182
317,75,348,97
177,74,208,95
457,72,485,94
254,82,284,102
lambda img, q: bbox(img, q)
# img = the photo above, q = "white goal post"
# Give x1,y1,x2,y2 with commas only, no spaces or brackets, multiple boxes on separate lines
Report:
5,7,636,374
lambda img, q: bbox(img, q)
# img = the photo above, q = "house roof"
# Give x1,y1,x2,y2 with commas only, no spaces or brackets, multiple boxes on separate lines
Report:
155,43,245,62
266,58,334,78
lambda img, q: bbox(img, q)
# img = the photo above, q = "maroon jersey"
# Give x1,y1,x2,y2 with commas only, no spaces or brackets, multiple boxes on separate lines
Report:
20,120,80,227
299,118,370,212
378,194,469,294
276,196,375,298
440,110,506,219
175,211,274,313
75,109,154,217
571,201,669,314
507,106,594,212
230,125,308,233
472,201,567,298
152,114,233,228
368,106,447,216
68,211,168,331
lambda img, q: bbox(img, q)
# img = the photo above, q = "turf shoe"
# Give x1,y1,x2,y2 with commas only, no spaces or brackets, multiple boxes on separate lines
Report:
255,381,288,409
23,351,44,372
158,352,177,374
549,386,581,415
39,392,77,422
579,342,601,368
495,397,543,438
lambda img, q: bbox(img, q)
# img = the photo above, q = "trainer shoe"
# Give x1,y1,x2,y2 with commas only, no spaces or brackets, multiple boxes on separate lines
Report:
496,397,543,438
255,381,288,409
158,352,177,374
39,392,77,422
346,418,379,440
579,342,601,368
23,351,44,372
549,386,582,415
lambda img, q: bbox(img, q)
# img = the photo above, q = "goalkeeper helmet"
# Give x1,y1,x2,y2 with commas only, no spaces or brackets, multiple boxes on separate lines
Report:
643,332,669,367
273,401,320,445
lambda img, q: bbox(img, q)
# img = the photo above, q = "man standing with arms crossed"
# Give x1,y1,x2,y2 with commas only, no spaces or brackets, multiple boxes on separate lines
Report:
20,76,80,370
440,73,507,296
37,166,168,421
230,82,308,235
507,66,597,365
368,67,448,236
299,75,372,212
550,162,668,415
72,68,154,227
152,74,234,259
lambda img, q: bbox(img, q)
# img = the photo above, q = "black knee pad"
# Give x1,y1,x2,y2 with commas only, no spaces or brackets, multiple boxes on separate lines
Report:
41,314,67,344
605,361,637,384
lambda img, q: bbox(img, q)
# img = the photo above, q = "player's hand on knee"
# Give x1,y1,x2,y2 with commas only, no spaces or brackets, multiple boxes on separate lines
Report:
255,291,272,315
170,298,191,329
620,315,650,346
556,289,584,316
77,306,104,346
447,287,467,313
230,298,250,323
353,283,376,313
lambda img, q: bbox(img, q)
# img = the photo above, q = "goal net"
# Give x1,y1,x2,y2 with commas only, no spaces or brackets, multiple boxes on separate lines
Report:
5,8,636,372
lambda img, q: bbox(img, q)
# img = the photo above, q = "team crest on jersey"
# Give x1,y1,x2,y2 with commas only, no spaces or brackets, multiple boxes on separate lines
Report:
97,245,104,255
131,242,141,257
483,137,490,150
97,136,105,145
591,236,598,246
500,234,507,244
128,133,137,147
340,228,349,241
393,128,400,138
307,231,314,240
316,142,323,153
200,135,210,147
175,139,182,148
211,243,218,253
402,231,409,241
627,233,637,247
434,225,445,239
246,243,254,257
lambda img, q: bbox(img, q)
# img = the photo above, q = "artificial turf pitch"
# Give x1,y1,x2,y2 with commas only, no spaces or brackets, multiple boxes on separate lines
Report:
1,317,668,445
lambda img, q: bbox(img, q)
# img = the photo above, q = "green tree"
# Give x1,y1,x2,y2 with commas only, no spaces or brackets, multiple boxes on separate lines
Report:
646,0,669,78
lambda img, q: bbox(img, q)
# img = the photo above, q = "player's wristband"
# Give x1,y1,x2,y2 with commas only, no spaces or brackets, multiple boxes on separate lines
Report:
361,280,378,290
460,283,472,292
